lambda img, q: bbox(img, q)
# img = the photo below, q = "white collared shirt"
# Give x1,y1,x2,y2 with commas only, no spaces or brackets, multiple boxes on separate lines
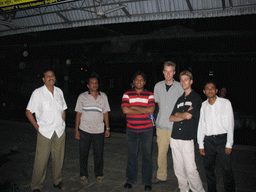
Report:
27,85,67,139
197,96,234,149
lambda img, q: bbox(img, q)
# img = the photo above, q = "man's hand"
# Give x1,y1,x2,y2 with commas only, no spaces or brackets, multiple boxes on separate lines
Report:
35,124,39,132
75,130,80,140
199,149,205,156
25,109,39,132
188,106,193,111
105,130,110,138
225,147,232,154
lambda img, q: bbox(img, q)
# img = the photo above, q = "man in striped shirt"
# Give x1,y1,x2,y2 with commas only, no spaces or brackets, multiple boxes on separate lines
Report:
75,73,110,184
121,71,155,191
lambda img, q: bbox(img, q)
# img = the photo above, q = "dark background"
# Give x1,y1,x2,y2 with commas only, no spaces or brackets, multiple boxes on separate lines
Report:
0,15,255,145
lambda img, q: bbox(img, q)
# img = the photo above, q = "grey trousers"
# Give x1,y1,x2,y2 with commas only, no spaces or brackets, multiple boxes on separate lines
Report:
31,131,65,191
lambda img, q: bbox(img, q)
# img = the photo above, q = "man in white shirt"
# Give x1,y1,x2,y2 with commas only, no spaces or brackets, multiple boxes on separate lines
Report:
26,70,67,192
197,80,235,192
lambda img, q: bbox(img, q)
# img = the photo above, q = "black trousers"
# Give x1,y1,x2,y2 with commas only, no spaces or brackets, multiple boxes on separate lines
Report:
79,129,104,178
203,134,235,192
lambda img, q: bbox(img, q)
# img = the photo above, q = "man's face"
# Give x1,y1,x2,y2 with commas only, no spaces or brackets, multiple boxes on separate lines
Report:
163,65,175,81
204,83,218,99
219,87,227,98
133,75,146,90
180,75,193,91
42,71,56,87
87,78,98,92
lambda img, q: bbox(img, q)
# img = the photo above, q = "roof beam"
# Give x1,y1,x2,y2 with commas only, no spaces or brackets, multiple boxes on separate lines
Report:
119,4,131,18
0,20,26,28
185,0,193,12
221,0,226,10
229,0,233,8
56,12,70,22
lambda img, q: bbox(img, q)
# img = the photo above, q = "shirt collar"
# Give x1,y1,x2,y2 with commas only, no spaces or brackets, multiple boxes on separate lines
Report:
207,95,218,105
43,84,55,93
88,90,101,95
132,87,147,94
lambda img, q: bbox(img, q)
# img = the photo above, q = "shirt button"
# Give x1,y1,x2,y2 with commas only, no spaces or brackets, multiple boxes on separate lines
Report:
179,128,181,130
181,122,183,124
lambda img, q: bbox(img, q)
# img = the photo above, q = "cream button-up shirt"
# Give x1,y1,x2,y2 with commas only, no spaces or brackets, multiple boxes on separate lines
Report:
27,85,67,139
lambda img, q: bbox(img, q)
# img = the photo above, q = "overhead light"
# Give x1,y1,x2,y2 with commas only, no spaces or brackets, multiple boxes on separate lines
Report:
66,59,71,65
23,51,28,57
209,71,214,76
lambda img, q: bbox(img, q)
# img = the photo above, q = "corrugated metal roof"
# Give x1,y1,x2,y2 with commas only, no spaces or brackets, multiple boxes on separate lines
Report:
0,0,255,36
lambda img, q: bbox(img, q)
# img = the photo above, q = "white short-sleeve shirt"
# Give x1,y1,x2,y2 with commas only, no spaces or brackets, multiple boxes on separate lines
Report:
26,85,68,139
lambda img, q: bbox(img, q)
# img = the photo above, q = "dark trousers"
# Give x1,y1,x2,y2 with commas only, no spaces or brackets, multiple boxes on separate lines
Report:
126,129,153,185
203,134,235,192
79,129,104,178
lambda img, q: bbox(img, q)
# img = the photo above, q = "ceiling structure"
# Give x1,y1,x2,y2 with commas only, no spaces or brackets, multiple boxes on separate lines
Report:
0,1,255,115
0,0,256,37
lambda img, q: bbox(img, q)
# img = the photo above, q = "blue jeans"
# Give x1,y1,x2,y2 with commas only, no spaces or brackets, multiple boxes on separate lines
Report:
126,129,153,185
79,129,104,178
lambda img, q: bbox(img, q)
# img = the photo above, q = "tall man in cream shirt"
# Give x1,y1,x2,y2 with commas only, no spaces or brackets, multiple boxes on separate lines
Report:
26,70,67,192
197,80,235,192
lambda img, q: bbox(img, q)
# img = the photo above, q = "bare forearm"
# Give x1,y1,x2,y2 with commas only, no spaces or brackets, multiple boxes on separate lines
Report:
62,110,66,121
75,112,82,131
169,115,183,122
122,106,144,115
103,112,110,128
131,106,155,114
175,112,192,120
103,112,110,137
25,110,39,130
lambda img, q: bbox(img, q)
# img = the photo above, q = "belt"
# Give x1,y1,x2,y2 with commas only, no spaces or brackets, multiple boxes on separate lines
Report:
209,133,227,138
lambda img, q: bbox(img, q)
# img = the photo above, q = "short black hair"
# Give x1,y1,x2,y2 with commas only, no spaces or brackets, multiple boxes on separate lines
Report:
42,69,55,78
132,71,147,81
204,79,217,90
87,72,99,84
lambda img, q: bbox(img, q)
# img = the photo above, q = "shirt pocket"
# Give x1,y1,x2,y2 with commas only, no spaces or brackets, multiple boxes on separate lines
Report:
42,101,51,111
55,97,64,111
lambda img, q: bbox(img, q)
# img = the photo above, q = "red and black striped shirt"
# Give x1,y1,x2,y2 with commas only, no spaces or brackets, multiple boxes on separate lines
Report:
121,89,155,132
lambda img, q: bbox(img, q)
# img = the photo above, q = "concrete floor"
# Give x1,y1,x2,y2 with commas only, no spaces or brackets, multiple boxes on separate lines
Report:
0,120,256,192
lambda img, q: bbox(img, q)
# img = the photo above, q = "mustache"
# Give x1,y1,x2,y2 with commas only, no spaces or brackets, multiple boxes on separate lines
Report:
48,79,55,81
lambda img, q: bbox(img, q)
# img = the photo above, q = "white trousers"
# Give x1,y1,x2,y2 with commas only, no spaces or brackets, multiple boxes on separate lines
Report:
170,138,205,192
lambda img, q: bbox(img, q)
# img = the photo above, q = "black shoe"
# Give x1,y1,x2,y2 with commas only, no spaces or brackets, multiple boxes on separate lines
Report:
32,189,41,192
152,178,167,184
53,181,66,190
145,185,152,191
124,183,132,189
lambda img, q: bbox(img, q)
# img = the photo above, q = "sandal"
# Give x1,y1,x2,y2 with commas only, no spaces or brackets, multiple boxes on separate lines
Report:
53,181,66,190
97,176,104,183
80,176,88,184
